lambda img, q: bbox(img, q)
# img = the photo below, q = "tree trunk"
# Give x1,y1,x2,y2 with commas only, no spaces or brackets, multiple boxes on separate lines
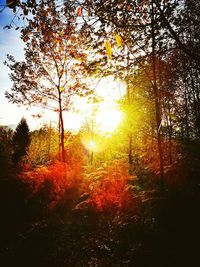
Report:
126,53,133,170
58,91,65,162
128,134,133,165
151,1,164,191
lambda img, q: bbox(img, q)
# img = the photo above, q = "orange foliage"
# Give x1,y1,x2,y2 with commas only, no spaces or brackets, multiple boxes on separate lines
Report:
76,6,82,16
19,158,139,213
19,160,83,209
86,161,139,212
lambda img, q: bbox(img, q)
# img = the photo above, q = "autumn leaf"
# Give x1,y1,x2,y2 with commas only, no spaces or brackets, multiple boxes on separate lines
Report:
76,6,82,16
104,40,112,60
59,86,65,92
167,113,177,120
116,34,123,47
60,30,65,36
23,8,28,16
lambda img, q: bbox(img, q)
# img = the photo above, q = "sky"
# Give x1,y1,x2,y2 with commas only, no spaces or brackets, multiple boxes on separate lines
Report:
0,2,54,130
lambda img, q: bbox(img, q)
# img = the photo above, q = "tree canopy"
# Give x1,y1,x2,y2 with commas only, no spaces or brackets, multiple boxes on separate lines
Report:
5,0,90,161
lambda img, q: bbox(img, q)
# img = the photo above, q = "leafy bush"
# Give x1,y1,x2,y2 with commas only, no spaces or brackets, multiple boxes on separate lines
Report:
19,161,83,212
26,126,59,167
84,160,140,212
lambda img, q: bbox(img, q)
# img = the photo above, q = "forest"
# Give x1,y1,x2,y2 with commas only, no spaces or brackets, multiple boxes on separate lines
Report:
0,0,200,266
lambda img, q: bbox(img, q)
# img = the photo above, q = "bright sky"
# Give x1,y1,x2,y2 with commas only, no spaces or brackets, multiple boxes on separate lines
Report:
0,2,126,133
0,2,57,130
0,2,43,129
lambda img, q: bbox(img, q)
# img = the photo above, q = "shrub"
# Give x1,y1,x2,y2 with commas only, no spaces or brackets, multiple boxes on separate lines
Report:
19,161,83,211
84,160,139,212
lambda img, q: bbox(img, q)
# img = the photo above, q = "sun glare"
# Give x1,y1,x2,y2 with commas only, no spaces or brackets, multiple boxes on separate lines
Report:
87,140,96,151
95,104,123,134
64,112,84,132
94,76,126,101
81,134,107,152
67,76,126,135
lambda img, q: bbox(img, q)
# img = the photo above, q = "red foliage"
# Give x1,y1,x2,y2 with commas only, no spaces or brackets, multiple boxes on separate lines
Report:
19,160,83,209
86,161,138,212
19,159,139,213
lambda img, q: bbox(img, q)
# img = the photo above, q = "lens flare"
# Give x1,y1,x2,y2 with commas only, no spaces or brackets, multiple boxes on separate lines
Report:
81,134,107,152
88,140,96,150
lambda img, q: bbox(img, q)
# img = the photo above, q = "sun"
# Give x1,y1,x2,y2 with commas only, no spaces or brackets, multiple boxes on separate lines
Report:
65,76,126,135
95,103,123,134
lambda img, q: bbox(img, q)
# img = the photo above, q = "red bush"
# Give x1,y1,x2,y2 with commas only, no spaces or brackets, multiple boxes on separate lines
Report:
19,160,83,209
86,161,138,212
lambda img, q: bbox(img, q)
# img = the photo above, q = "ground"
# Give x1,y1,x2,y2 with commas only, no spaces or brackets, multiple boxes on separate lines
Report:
0,171,200,267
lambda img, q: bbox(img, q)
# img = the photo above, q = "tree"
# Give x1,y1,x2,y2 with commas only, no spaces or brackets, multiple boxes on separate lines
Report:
12,118,30,167
5,0,90,162
0,126,13,175
80,0,166,184
153,0,200,63
79,0,200,187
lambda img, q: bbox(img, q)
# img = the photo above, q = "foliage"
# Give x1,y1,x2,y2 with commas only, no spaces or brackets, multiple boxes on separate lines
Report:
19,160,83,211
1,1,200,266
12,118,30,167
5,0,91,161
82,160,140,212
0,126,13,175
26,125,59,167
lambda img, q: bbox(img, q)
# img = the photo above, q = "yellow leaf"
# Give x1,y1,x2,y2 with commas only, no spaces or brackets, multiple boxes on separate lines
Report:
167,113,177,120
60,30,65,36
59,86,65,92
116,34,123,47
104,40,112,60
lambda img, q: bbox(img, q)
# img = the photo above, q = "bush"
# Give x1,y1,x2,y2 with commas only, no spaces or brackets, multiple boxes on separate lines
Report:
19,161,83,213
84,160,140,212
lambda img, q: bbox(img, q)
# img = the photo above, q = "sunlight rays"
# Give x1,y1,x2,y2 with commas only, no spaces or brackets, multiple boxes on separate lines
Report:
94,103,123,134
67,76,126,136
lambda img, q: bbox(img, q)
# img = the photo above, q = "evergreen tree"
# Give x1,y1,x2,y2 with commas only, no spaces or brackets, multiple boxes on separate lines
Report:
12,118,30,166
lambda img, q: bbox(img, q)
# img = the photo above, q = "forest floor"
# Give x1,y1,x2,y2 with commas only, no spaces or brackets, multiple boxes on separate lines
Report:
0,160,200,267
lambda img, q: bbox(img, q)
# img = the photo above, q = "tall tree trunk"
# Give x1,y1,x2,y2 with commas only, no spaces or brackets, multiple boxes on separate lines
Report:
58,90,65,162
151,0,164,191
47,121,52,161
126,52,133,169
168,112,173,164
127,83,133,166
